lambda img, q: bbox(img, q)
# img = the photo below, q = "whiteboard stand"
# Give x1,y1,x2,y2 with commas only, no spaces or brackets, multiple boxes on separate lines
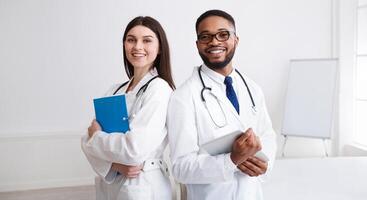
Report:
323,139,329,157
281,135,288,157
281,58,338,157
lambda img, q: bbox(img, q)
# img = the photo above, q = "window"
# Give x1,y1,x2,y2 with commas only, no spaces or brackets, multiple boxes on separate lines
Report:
354,1,367,145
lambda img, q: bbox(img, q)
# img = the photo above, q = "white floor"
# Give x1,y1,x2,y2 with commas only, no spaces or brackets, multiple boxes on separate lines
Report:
2,157,366,200
263,157,367,200
0,185,95,200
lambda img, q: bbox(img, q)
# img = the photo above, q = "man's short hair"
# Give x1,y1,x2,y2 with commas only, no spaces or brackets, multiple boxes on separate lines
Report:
195,9,236,33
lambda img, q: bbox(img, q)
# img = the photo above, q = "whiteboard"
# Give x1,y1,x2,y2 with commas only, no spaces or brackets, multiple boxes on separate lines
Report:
281,58,338,139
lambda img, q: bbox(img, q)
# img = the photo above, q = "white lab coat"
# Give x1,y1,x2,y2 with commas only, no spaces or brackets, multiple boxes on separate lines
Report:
81,70,173,200
167,65,277,200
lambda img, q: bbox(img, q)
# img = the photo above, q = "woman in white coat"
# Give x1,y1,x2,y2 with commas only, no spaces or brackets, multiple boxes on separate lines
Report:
81,16,175,200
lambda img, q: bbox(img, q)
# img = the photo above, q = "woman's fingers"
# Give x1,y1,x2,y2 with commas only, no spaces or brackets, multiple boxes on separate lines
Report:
112,163,144,178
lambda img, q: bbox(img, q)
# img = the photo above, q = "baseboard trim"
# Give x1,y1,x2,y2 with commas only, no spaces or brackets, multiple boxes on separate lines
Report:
0,177,95,192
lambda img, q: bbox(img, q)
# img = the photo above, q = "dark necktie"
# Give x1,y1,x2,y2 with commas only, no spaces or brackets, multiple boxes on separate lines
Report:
224,76,240,114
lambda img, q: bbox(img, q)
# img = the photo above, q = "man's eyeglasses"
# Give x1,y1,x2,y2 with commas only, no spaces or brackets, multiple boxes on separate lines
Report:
197,30,235,44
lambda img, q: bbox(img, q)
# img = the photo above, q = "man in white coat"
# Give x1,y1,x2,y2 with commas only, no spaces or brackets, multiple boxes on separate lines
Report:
167,10,277,200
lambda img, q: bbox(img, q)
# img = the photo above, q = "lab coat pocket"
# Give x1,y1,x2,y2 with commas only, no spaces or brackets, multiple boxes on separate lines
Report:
117,184,153,200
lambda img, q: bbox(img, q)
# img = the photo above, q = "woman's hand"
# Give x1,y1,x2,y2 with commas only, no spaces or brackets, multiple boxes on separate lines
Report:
88,119,101,138
111,163,143,178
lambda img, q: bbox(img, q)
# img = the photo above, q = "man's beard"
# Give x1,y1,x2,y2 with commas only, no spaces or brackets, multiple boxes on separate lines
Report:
199,47,236,70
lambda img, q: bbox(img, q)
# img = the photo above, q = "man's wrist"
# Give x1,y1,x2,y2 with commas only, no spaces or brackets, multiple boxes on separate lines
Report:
230,152,241,166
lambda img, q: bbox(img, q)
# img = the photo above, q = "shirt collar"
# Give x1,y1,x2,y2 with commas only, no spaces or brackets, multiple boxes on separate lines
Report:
201,64,236,85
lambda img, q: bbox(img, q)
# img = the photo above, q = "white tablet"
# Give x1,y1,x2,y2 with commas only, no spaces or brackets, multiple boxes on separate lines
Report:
199,130,269,161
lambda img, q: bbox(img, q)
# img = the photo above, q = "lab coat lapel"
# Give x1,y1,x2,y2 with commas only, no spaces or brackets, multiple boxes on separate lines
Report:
126,70,157,118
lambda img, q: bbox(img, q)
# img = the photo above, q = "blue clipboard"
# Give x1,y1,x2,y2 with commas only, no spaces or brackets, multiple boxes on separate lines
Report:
93,94,130,133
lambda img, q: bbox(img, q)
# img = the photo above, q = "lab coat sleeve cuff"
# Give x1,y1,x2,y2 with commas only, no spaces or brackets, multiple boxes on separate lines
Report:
104,167,118,184
81,134,117,183
224,153,238,172
89,158,117,184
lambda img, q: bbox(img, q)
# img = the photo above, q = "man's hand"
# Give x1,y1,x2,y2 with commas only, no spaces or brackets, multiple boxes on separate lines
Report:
88,119,101,138
238,156,268,177
230,128,262,165
111,163,143,178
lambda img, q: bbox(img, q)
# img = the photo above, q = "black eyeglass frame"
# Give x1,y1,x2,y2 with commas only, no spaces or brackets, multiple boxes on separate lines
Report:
197,30,236,44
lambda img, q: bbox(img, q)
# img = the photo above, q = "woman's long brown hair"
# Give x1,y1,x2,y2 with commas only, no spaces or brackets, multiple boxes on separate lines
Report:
122,16,175,89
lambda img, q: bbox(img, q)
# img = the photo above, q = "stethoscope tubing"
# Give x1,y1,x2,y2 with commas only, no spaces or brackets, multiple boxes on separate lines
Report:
198,65,256,110
113,76,159,96
112,76,159,120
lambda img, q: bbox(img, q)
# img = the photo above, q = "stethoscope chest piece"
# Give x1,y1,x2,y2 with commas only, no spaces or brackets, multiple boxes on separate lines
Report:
251,106,257,115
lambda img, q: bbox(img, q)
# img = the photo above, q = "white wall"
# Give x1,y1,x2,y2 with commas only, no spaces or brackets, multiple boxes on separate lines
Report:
0,132,94,191
336,0,358,155
0,0,355,191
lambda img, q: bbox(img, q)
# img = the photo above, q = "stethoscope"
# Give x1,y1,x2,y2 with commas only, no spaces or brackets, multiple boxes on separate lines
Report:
198,65,256,128
113,76,158,96
113,76,158,119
